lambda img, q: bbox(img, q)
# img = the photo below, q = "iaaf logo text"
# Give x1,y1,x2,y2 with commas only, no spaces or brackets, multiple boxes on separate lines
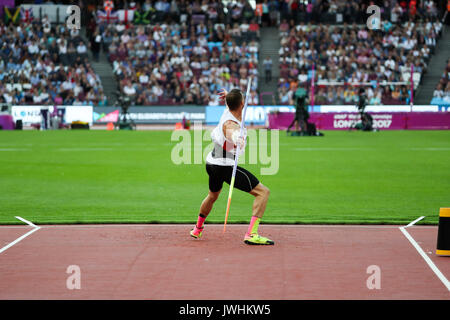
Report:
333,114,392,129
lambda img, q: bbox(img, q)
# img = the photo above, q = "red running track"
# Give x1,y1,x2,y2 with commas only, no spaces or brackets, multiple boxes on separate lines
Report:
0,224,449,299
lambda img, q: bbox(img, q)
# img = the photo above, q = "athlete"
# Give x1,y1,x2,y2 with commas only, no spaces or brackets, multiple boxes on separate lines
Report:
190,88,274,245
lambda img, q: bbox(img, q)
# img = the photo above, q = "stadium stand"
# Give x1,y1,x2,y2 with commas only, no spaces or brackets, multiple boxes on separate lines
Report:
1,0,447,109
0,16,107,106
263,0,443,25
92,0,260,106
431,57,450,104
277,17,444,106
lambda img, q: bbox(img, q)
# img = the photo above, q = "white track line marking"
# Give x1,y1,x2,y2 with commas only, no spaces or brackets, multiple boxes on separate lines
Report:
409,148,450,151
0,217,40,254
0,224,433,230
0,148,30,151
5,224,403,229
399,216,450,291
406,216,425,227
293,147,368,151
14,216,38,228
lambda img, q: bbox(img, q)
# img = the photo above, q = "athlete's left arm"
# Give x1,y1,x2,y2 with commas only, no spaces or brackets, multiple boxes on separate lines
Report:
218,88,228,103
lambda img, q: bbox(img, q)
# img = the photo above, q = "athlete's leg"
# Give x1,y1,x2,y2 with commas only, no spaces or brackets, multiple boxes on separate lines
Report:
230,167,274,245
244,183,274,245
199,189,221,218
249,183,270,219
191,164,224,239
230,168,268,218
191,190,221,239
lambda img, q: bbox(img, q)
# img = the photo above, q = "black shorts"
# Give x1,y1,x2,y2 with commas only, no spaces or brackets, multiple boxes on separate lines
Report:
206,163,260,193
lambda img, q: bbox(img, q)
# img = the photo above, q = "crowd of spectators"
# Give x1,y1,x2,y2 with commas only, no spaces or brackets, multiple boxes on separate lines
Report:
260,0,444,25
432,58,450,104
0,17,107,107
277,17,444,105
2,0,447,109
89,0,260,105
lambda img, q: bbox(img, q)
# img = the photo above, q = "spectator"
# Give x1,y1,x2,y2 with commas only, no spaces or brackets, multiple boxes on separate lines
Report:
91,31,102,62
101,4,259,106
77,42,87,57
248,90,259,105
277,17,442,105
431,58,450,103
0,20,106,106
123,80,137,97
263,56,273,82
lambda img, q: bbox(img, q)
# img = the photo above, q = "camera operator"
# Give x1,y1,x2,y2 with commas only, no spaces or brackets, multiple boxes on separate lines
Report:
357,87,367,116
117,80,136,117
353,88,374,131
0,104,9,115
287,88,309,133
116,92,132,117
360,112,374,131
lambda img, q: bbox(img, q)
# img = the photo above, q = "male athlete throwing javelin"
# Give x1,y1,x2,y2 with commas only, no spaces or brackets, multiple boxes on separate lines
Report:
190,88,274,245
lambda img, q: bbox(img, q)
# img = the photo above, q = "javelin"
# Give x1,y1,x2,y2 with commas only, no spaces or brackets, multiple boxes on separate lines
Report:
223,78,252,233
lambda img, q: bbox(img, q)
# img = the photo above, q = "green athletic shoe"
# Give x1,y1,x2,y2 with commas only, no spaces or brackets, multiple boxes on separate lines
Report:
244,233,274,245
190,226,203,239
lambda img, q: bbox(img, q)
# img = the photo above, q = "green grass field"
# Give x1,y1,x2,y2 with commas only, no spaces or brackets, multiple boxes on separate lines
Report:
0,129,449,225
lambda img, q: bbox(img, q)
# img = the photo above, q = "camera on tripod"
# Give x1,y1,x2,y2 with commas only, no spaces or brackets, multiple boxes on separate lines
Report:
115,91,136,130
351,88,376,132
116,92,132,113
287,88,323,136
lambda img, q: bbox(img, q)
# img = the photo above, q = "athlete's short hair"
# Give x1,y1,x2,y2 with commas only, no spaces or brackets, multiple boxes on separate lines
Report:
226,89,244,111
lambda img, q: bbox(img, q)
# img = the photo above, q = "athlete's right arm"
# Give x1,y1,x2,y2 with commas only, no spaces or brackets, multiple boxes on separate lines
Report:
223,120,245,149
